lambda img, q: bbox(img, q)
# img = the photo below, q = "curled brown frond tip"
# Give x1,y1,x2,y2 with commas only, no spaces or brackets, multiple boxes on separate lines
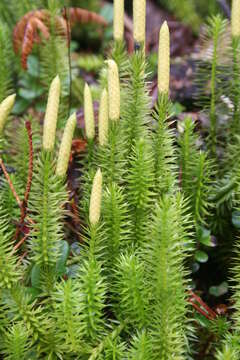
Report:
13,7,108,70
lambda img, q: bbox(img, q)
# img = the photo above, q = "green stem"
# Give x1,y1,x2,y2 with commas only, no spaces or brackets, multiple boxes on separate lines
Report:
109,122,117,185
232,36,240,136
209,32,218,159
194,154,205,224
89,225,97,257
154,93,174,196
41,150,52,266
154,94,169,186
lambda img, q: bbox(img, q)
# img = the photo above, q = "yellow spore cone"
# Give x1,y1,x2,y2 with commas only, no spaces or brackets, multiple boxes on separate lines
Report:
107,60,120,121
114,0,124,41
0,94,16,134
133,0,146,43
158,21,170,94
56,113,76,177
89,168,103,226
84,83,95,140
232,0,240,37
43,75,61,151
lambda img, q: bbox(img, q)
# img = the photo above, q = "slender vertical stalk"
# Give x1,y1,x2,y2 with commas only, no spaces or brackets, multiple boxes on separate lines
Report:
209,32,218,158
232,36,240,135
63,6,72,117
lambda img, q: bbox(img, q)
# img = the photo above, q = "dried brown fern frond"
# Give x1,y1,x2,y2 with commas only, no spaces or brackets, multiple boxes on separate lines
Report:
13,10,49,54
66,7,107,26
21,17,50,70
13,7,108,70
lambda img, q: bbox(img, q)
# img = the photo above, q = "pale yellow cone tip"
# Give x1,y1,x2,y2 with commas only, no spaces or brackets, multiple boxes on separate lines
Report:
89,168,102,226
114,0,124,41
99,89,109,146
56,113,77,177
158,21,170,94
84,83,95,140
0,94,16,134
53,75,60,85
232,0,240,37
43,75,61,151
133,0,146,43
106,60,120,121
161,21,169,33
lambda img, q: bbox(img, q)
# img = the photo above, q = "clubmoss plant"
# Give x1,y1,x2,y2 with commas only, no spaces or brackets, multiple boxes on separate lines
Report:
29,75,68,293
80,82,97,222
97,60,123,186
146,194,192,359
101,182,130,273
81,168,107,345
195,15,229,161
51,278,84,354
0,322,31,360
126,137,154,248
120,50,150,162
3,0,240,358
154,22,176,196
113,253,148,329
178,117,212,229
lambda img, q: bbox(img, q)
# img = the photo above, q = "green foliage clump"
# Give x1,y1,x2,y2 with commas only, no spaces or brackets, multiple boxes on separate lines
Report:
126,137,154,247
0,323,31,360
160,0,221,33
3,1,240,359
101,183,129,270
146,195,191,359
0,21,13,102
195,15,229,160
114,253,147,329
29,152,67,270
0,216,22,289
153,94,177,195
160,0,201,33
178,117,212,228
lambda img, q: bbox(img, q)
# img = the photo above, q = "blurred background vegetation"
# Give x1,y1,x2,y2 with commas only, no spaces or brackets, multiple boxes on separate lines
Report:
0,0,231,118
